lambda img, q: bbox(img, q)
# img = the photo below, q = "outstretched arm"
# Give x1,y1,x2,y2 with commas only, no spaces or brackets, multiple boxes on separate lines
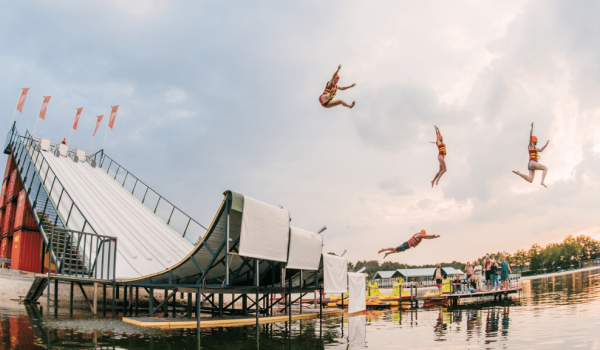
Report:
329,65,342,86
434,126,441,144
422,234,440,239
338,83,356,91
539,140,550,152
529,122,534,148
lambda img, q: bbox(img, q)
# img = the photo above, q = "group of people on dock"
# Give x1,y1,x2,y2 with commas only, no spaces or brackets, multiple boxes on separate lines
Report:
457,255,513,293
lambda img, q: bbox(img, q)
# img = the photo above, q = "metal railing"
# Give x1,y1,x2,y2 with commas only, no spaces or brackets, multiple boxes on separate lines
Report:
47,227,116,280
89,150,207,244
4,126,100,267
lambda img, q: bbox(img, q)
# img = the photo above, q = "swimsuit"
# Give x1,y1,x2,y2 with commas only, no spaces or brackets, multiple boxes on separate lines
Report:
319,82,338,107
528,148,539,170
438,142,446,158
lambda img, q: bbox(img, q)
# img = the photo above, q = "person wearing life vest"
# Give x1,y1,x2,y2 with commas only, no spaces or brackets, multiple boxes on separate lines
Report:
377,230,440,259
319,64,356,109
512,122,549,188
430,125,447,187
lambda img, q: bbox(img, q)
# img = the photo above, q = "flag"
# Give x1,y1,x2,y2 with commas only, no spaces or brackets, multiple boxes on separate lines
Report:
38,96,51,120
93,115,103,136
108,105,119,129
73,107,83,130
16,88,29,113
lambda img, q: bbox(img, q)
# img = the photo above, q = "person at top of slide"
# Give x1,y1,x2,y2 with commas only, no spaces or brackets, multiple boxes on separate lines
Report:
319,65,356,109
431,125,447,187
61,138,67,145
377,230,440,259
513,122,550,188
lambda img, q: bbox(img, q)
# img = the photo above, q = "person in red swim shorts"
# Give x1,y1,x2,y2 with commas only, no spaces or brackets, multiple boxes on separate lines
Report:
377,230,440,259
319,64,356,109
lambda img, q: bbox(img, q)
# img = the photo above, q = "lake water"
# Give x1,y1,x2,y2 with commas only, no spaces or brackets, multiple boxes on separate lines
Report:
1,268,599,349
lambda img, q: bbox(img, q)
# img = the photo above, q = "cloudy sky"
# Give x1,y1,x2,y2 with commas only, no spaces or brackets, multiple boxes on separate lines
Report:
2,1,600,265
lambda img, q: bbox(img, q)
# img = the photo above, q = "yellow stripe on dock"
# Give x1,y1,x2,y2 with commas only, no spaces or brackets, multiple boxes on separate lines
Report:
123,309,345,329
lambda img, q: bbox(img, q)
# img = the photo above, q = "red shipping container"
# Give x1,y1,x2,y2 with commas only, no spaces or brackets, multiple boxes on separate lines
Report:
0,236,12,260
1,201,15,237
6,169,21,204
9,317,35,349
42,249,56,273
14,189,37,232
3,154,15,181
11,229,42,272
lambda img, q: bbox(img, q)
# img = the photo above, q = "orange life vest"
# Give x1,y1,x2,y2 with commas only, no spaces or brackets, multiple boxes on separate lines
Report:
529,148,539,162
408,232,424,248
323,82,337,99
438,142,446,156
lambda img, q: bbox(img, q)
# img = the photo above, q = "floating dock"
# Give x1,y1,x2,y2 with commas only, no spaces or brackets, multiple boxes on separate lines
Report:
123,309,345,329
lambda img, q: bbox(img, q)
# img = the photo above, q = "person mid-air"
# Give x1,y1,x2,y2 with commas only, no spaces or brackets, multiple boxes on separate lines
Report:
512,122,549,188
431,126,447,187
319,65,356,109
378,230,440,259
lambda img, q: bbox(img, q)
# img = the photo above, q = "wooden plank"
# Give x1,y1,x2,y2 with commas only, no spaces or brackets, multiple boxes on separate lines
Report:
122,309,345,329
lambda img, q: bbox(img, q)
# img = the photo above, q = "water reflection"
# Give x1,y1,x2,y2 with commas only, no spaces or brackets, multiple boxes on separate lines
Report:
0,268,599,349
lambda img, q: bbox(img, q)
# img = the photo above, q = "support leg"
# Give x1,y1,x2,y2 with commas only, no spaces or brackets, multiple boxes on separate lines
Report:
69,282,74,317
149,288,154,317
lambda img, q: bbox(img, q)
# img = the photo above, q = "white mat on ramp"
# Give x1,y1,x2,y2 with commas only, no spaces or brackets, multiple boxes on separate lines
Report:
239,195,290,262
286,227,322,270
323,254,348,293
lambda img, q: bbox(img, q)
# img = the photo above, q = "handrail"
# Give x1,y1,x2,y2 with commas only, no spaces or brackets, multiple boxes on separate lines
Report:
89,149,207,244
47,227,117,281
4,126,101,267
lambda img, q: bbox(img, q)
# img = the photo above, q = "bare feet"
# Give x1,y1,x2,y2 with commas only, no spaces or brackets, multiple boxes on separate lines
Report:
378,249,385,254
512,170,519,175
436,179,440,186
383,252,394,259
350,101,355,108
431,180,435,188
541,183,547,188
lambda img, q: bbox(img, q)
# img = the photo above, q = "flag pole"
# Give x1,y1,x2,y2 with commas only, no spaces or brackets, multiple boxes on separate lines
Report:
90,135,95,152
32,97,45,137
8,90,21,127
102,121,109,151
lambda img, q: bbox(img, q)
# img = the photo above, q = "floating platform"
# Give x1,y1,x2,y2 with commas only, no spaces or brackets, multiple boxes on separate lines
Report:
123,309,345,329
378,286,522,304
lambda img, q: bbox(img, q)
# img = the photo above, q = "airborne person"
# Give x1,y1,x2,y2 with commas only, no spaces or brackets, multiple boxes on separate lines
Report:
378,230,440,259
319,65,356,109
512,122,549,188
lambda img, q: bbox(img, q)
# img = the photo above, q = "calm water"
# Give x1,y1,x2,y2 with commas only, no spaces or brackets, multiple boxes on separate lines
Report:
1,268,599,349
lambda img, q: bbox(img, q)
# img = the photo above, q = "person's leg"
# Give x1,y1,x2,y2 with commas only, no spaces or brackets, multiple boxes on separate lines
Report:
432,162,443,187
326,100,355,108
378,247,397,254
512,168,535,183
532,162,548,187
320,93,332,106
435,156,447,185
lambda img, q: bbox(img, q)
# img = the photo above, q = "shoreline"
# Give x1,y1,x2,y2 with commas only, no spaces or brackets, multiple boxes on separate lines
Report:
520,266,600,281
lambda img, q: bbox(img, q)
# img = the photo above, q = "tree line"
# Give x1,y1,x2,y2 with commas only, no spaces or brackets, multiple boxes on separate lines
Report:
348,234,599,279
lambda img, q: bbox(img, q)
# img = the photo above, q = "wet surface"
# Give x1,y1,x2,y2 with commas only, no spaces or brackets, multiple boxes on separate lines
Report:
1,268,599,349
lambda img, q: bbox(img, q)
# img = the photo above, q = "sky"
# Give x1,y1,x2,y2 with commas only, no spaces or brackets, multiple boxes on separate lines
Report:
1,1,600,266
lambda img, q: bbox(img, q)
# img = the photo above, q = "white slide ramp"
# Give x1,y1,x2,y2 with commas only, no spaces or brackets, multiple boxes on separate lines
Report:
40,149,194,279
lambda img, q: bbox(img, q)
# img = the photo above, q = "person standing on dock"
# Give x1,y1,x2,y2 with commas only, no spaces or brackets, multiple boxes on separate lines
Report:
377,230,441,259
432,263,448,295
465,262,474,283
500,256,512,289
473,260,483,290
484,254,492,291
490,259,500,291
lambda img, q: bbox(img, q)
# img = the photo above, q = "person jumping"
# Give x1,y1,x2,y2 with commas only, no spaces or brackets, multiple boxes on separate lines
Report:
319,64,356,109
431,126,447,187
378,230,440,259
512,122,549,188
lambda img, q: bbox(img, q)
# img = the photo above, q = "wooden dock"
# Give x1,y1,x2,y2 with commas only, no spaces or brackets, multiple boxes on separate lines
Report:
122,309,345,329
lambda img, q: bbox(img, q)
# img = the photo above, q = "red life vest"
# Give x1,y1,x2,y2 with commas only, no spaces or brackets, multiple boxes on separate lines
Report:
529,148,539,162
408,232,424,248
437,142,446,156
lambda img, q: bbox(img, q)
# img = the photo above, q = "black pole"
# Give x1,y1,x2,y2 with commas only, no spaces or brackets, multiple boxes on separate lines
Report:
69,281,74,317
172,289,177,317
135,287,139,316
319,287,322,318
111,283,116,318
123,285,128,316
164,290,168,317
187,293,192,317
103,284,107,316
54,280,58,318
148,288,154,317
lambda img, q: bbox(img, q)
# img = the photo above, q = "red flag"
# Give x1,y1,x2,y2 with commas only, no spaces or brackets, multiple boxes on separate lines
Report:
38,96,51,120
73,107,83,130
16,88,29,113
93,115,103,136
108,105,119,129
